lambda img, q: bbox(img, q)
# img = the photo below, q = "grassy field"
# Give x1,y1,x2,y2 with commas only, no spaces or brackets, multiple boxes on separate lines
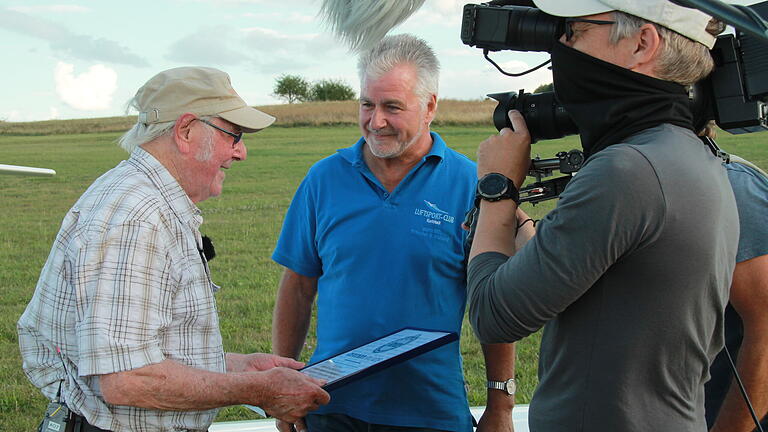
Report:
0,99,497,135
1,121,766,430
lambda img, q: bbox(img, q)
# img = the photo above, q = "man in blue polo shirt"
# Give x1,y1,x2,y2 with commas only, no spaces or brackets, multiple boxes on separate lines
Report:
271,34,515,432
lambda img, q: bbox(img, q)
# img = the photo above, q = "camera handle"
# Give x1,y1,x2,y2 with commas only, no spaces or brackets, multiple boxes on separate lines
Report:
516,149,584,205
464,150,583,254
519,175,573,204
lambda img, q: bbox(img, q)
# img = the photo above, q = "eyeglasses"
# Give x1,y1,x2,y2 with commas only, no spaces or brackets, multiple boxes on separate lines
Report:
564,18,616,42
197,118,243,147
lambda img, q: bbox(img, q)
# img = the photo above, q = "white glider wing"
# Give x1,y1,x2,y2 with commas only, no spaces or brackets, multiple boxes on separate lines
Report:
0,164,56,177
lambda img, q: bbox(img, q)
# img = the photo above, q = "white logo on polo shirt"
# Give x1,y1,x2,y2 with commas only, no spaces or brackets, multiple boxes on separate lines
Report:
414,200,456,225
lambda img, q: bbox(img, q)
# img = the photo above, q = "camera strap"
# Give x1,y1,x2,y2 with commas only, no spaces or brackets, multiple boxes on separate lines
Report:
698,136,731,163
698,136,768,179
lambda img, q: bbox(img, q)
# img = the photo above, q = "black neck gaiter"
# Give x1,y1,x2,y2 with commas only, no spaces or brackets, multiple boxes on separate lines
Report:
551,41,694,157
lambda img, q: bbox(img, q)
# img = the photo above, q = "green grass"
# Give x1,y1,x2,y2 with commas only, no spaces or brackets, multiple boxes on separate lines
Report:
1,125,766,430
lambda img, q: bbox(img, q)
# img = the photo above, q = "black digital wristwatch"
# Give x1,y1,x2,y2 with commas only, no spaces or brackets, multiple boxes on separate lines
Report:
476,172,520,205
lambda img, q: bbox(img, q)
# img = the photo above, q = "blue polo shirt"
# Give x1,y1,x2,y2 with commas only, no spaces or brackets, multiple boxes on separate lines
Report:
273,132,476,431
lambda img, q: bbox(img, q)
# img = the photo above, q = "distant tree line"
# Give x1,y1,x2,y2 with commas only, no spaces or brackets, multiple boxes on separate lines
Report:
273,74,356,104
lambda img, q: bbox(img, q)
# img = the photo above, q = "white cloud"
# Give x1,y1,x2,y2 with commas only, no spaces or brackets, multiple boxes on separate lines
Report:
180,0,315,6
242,11,315,25
164,24,348,75
422,0,469,18
241,27,319,46
48,106,60,119
3,110,22,122
240,27,348,73
439,47,478,57
185,0,267,4
165,25,244,65
441,58,552,100
243,27,345,57
281,12,316,24
0,9,149,66
403,0,471,28
9,5,91,13
54,62,117,111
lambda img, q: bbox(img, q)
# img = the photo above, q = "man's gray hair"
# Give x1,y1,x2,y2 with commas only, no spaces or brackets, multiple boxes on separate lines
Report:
117,97,219,155
320,0,426,52
358,34,439,107
117,96,175,153
610,12,725,85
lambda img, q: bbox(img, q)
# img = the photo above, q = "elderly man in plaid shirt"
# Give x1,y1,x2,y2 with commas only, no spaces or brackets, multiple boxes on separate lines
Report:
18,67,329,432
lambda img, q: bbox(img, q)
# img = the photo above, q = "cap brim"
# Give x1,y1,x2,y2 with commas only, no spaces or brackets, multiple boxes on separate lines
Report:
532,0,612,17
218,106,276,133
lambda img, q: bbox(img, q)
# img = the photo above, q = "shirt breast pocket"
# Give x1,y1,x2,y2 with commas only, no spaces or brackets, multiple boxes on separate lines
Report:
174,255,220,329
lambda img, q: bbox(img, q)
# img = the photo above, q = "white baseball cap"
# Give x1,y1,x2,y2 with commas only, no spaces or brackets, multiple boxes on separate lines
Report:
532,0,717,48
135,67,275,133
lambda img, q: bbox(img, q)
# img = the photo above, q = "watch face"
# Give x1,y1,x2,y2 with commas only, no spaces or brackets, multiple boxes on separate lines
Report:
505,378,516,395
480,173,508,198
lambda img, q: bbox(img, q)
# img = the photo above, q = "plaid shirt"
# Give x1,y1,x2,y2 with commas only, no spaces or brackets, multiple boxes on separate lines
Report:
18,147,225,432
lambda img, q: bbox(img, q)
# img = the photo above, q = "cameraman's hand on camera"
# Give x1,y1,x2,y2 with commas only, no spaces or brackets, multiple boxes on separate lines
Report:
477,110,531,188
469,111,531,261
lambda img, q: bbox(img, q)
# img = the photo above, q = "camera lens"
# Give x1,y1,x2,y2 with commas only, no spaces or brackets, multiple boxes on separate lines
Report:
488,91,578,142
463,5,564,53
506,6,564,53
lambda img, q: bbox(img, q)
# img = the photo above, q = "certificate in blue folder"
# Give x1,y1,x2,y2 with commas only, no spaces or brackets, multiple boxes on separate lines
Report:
300,327,458,391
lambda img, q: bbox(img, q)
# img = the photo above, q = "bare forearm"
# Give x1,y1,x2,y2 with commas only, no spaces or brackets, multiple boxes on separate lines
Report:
471,110,531,264
101,359,268,410
272,309,312,359
469,200,518,262
711,333,768,432
475,343,516,431
481,343,516,410
712,256,768,432
514,208,535,252
272,270,317,359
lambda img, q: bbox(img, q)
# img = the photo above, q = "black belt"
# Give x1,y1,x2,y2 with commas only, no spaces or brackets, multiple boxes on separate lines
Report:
66,413,110,432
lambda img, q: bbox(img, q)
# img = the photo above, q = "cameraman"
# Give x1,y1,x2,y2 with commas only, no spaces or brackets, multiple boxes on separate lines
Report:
467,1,738,431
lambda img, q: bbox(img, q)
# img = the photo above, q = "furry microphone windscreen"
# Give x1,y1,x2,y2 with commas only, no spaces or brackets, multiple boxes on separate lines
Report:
319,0,426,51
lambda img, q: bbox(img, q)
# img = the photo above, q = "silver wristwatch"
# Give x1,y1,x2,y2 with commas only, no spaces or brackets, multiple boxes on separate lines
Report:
487,378,516,395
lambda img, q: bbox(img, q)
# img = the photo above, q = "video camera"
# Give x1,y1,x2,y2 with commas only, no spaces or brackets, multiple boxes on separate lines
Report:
460,0,768,203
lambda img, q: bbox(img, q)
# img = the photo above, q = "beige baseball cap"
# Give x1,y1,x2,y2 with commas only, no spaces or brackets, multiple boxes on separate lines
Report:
135,66,275,133
532,0,717,48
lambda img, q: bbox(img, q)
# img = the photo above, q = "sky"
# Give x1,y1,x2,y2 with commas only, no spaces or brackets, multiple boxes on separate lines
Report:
0,0,555,122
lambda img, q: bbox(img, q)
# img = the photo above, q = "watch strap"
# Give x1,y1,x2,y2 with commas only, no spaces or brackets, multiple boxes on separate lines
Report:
476,173,520,204
486,378,516,395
